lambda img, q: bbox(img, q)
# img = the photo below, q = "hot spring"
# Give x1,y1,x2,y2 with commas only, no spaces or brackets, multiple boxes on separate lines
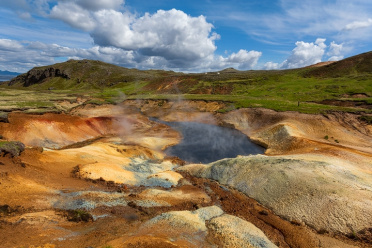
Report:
159,120,265,164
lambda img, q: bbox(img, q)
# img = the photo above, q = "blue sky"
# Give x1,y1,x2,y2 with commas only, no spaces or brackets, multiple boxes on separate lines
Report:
0,0,371,72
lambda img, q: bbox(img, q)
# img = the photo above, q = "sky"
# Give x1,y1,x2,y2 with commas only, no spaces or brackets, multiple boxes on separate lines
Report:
0,0,371,73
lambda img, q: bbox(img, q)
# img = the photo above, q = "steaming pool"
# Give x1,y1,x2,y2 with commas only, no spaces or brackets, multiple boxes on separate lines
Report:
161,120,265,163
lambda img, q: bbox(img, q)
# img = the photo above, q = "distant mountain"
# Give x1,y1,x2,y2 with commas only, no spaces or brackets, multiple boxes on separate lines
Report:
0,70,20,81
4,51,372,93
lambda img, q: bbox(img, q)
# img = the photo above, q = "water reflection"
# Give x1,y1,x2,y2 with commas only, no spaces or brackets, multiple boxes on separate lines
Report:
159,120,265,163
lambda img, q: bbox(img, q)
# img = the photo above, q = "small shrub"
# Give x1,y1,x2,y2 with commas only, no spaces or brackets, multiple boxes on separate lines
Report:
66,209,93,222
324,135,329,140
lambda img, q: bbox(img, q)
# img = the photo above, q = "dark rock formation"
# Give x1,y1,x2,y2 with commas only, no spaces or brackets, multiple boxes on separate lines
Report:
0,112,9,123
9,67,70,87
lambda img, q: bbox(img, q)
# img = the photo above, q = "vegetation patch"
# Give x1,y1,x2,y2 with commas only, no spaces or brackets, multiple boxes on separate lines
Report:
65,209,94,222
2,52,372,114
359,115,372,124
0,141,25,157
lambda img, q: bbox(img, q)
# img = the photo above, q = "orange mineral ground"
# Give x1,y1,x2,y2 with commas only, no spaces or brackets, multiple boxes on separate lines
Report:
0,100,371,248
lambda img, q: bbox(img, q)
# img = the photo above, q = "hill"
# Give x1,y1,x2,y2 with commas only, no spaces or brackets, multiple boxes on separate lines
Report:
303,51,372,77
7,59,180,90
1,52,372,114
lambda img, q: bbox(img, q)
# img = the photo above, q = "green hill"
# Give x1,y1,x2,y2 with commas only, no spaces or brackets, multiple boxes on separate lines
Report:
2,52,372,114
7,59,179,90
303,51,372,78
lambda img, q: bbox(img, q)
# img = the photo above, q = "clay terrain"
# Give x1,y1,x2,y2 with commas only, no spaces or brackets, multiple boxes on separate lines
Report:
0,98,371,248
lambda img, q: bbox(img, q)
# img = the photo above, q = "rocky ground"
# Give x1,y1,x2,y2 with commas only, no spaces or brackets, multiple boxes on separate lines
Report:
0,100,371,248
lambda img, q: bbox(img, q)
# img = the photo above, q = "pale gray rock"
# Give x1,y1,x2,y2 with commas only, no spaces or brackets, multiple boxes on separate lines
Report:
208,214,278,248
179,155,372,234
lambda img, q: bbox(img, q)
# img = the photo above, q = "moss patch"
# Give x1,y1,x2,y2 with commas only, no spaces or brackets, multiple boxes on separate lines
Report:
0,141,25,157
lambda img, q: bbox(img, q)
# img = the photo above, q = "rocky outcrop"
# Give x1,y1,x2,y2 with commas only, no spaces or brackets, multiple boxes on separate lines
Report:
129,206,277,248
179,155,372,234
208,214,278,248
9,67,70,87
0,112,9,123
0,141,25,157
221,108,372,155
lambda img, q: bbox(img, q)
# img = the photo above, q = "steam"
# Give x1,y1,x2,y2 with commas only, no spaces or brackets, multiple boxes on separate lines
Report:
108,84,263,164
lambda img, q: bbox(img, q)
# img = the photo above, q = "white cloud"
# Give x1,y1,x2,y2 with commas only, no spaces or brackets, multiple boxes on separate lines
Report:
327,41,344,61
50,2,96,31
0,39,261,73
50,3,229,69
264,39,345,69
263,62,280,70
0,39,24,51
226,50,262,70
344,18,372,31
1,2,263,72
280,38,326,69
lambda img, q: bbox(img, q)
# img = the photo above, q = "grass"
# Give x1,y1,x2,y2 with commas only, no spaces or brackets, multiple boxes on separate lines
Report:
125,93,369,114
0,88,86,113
1,54,372,114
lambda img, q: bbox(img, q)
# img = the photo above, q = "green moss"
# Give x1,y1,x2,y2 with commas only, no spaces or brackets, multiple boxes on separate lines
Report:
0,141,25,157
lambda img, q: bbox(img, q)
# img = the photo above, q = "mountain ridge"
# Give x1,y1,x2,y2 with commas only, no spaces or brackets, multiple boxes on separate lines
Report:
0,70,20,82
6,51,372,90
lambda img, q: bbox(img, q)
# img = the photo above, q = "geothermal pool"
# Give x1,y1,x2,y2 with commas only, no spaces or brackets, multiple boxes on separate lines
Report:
162,120,265,163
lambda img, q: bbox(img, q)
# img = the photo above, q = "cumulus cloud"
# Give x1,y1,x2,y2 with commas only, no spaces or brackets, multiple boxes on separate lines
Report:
49,3,261,71
264,39,344,70
2,2,263,72
263,62,280,70
280,38,326,69
327,42,344,61
225,50,262,70
51,4,221,66
50,2,96,31
0,39,260,73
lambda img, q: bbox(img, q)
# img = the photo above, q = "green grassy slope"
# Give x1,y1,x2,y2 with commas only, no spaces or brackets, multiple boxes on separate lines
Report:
1,52,372,114
6,59,180,91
